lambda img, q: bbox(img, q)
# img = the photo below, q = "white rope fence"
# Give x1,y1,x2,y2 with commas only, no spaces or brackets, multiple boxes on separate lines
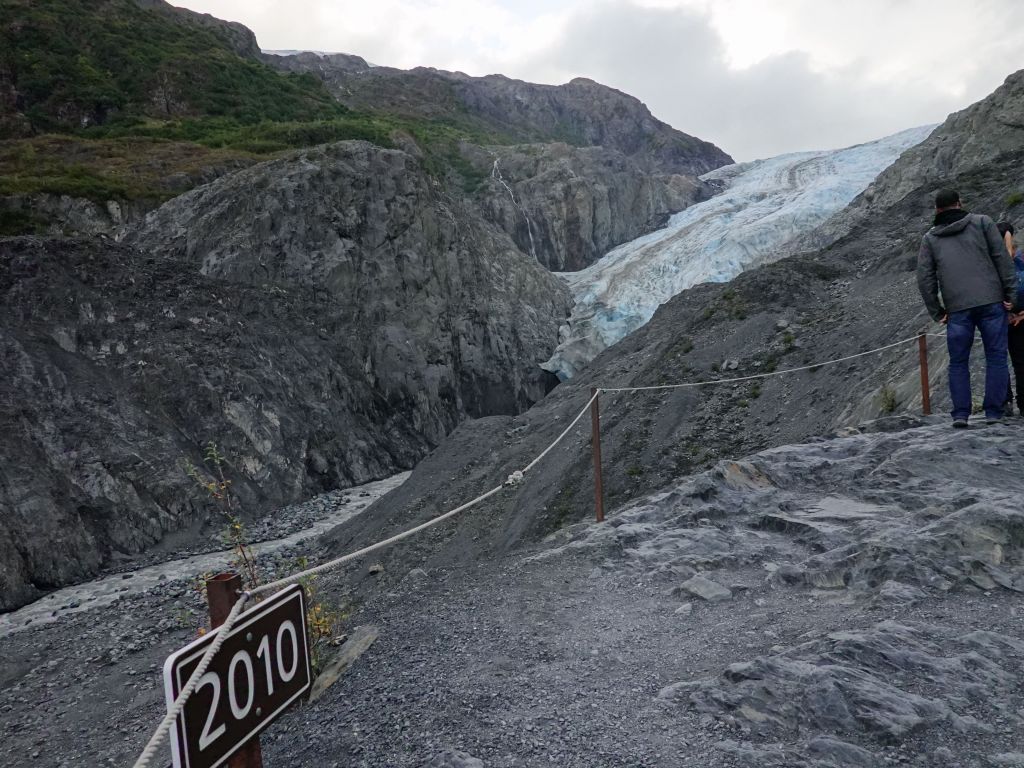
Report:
133,331,932,768
600,334,924,393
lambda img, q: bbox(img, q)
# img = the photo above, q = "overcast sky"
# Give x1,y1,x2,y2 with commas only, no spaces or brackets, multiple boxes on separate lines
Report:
178,0,1020,160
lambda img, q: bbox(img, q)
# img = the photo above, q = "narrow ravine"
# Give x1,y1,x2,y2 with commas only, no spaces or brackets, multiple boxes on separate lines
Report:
0,472,409,639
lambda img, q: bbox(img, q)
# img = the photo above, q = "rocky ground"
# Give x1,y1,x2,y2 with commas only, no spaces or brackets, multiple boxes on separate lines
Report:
3,420,1023,767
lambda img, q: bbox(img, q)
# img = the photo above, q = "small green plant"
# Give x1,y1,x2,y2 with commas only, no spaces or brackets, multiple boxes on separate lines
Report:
750,383,762,399
292,556,345,673
546,486,578,532
1006,191,1024,208
782,331,795,350
879,385,898,414
184,442,259,589
183,444,348,674
626,465,644,478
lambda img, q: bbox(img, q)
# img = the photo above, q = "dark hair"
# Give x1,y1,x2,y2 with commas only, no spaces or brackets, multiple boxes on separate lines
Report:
998,221,1016,237
935,189,961,209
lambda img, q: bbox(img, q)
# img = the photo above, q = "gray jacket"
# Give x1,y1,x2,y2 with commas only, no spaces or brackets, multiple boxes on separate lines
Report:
917,212,1016,321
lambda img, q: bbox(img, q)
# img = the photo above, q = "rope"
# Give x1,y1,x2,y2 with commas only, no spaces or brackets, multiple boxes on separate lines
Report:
251,390,599,597
130,390,600,768
132,597,247,768
599,335,924,393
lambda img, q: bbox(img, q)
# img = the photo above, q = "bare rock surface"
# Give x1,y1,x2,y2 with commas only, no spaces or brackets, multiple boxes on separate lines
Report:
0,140,570,609
542,422,1024,599
467,142,707,271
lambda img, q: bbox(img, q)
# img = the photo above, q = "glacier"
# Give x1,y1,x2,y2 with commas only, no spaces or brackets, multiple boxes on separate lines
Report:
542,124,936,379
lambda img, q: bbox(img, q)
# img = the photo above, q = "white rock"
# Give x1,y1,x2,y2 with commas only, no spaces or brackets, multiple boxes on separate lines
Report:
680,575,732,603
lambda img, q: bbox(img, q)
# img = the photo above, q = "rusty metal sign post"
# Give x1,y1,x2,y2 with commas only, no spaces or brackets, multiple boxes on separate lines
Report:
918,333,931,416
590,387,605,523
163,576,312,768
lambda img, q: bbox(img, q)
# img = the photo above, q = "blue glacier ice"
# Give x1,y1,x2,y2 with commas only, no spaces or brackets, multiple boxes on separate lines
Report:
542,124,936,379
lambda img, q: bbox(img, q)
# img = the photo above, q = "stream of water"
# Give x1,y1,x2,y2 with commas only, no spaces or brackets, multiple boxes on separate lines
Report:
0,472,410,638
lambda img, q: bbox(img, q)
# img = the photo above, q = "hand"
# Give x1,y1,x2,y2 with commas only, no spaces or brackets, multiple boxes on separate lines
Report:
940,314,948,325
1005,301,1014,311
1012,313,1024,327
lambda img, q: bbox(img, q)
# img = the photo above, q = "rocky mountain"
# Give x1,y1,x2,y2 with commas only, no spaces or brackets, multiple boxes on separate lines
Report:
1,1,731,284
0,0,341,136
324,69,1024,602
0,140,571,610
264,52,731,176
0,1,740,610
266,51,731,270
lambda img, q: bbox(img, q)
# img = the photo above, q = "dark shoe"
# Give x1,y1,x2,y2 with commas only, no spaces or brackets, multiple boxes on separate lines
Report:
952,419,969,429
986,417,1004,426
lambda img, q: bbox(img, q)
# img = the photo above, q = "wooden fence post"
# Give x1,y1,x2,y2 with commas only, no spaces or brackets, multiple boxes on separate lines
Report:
918,333,931,416
207,573,264,768
590,388,605,523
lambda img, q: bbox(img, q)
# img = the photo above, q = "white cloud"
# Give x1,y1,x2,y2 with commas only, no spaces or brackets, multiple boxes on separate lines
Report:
175,0,1021,160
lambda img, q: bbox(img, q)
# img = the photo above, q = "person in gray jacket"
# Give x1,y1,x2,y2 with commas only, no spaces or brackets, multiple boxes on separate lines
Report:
917,189,1016,427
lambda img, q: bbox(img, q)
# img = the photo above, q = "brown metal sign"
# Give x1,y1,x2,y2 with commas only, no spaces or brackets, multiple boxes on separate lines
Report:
162,584,312,768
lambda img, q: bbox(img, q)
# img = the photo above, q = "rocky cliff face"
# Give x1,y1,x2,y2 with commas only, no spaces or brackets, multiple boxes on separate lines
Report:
464,142,705,271
0,140,571,610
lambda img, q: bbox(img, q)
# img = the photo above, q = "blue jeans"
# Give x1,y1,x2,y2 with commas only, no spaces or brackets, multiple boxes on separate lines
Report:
947,302,1009,420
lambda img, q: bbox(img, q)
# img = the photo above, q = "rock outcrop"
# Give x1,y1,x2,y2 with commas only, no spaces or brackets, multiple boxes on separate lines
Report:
466,142,705,271
0,140,571,609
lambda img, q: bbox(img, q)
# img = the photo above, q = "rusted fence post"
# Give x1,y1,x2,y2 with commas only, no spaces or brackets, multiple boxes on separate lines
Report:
917,333,932,416
207,573,264,768
590,388,605,523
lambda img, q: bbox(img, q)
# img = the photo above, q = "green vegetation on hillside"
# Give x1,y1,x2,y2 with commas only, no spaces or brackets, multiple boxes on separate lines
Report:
0,134,263,202
0,0,344,133
0,0,513,229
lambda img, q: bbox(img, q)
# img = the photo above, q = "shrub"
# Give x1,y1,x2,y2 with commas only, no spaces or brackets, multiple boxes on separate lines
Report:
879,385,898,414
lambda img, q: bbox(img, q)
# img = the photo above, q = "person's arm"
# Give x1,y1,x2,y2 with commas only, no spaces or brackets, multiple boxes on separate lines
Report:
1005,231,1015,256
983,216,1017,305
917,235,944,321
